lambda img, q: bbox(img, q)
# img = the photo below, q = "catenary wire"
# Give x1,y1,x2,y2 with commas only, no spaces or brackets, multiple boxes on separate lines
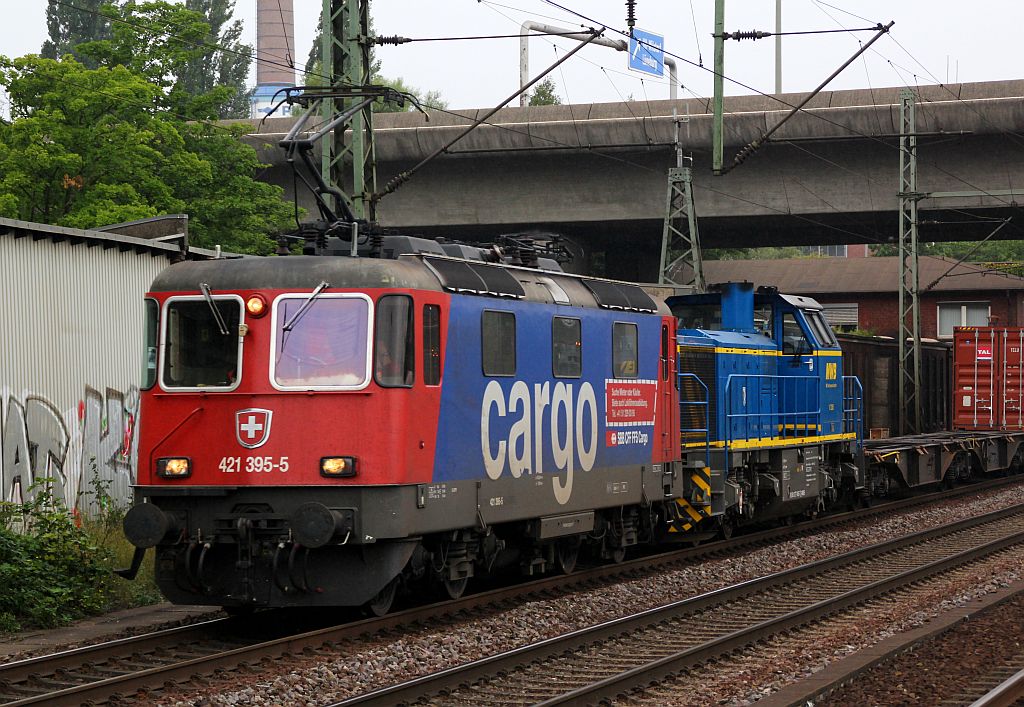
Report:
32,0,1024,250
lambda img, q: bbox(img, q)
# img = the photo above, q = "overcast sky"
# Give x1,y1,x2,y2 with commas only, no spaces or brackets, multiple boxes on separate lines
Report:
2,1,1022,110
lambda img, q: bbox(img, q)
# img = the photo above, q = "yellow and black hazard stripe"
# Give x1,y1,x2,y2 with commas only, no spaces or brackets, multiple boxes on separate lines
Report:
667,466,713,534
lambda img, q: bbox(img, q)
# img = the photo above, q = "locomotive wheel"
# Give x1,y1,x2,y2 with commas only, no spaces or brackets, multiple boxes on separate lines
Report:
719,518,735,540
555,538,580,575
365,577,399,617
443,575,469,600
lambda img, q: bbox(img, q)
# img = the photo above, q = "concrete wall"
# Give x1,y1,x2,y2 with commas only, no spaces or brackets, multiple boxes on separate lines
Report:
239,79,1024,281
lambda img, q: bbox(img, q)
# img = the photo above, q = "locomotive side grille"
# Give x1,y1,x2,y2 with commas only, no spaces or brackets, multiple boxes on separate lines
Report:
678,345,717,442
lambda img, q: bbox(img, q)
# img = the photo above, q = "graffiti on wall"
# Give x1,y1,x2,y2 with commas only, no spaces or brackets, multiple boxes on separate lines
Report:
1,385,139,515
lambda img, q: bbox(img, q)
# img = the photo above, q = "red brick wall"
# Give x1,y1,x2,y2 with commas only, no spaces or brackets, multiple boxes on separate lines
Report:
813,291,1024,338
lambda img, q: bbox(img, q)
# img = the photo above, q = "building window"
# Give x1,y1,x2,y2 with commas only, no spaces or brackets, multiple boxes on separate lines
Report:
821,303,859,331
938,302,989,338
552,317,582,378
801,244,848,257
482,310,516,376
613,322,638,378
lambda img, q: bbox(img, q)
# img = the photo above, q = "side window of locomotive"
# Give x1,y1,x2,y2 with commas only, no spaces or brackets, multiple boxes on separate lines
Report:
162,298,241,389
423,304,441,386
274,296,370,388
375,295,414,387
754,304,774,338
805,310,837,348
781,313,812,356
142,298,158,390
482,310,516,376
673,303,721,330
552,317,582,378
613,322,638,378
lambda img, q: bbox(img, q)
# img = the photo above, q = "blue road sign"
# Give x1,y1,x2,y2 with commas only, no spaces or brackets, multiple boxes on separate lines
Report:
628,29,664,77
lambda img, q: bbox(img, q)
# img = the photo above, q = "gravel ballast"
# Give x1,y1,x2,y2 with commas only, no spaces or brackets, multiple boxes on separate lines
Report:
134,483,1024,705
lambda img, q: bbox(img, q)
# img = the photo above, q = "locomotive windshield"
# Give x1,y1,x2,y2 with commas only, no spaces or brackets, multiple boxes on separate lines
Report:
162,297,242,389
273,295,371,389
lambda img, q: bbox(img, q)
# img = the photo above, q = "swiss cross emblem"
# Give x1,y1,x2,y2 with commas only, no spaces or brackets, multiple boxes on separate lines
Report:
235,408,273,449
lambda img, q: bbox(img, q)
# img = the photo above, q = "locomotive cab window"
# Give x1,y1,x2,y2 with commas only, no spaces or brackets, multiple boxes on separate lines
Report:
142,298,158,390
781,313,812,356
805,310,837,348
613,322,638,378
482,310,516,376
161,296,242,390
375,295,414,387
552,317,582,378
423,304,442,386
272,294,371,390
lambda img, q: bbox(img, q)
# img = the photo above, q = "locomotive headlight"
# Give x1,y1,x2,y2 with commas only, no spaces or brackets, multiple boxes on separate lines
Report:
245,294,267,317
321,456,356,477
157,457,192,478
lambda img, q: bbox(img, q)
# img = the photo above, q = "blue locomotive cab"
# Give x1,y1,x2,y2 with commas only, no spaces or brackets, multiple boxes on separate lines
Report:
669,282,864,532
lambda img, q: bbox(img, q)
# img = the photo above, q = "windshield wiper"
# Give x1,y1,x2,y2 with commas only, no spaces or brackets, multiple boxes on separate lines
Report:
283,281,330,332
199,283,230,336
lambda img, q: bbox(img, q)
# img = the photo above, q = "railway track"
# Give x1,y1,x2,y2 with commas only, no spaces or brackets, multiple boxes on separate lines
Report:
760,577,1024,707
336,502,1024,707
1,477,1020,706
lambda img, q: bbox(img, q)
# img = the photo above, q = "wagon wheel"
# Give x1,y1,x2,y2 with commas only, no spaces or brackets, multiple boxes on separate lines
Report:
364,576,399,617
555,538,580,575
443,575,469,600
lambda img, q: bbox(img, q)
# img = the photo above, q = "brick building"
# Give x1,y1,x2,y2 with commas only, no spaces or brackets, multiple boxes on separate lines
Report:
701,256,1024,339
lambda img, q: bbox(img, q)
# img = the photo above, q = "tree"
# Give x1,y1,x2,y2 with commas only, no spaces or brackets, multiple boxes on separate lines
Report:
45,0,252,120
41,0,111,67
303,14,446,112
176,0,253,119
0,55,293,254
705,246,804,260
529,77,561,106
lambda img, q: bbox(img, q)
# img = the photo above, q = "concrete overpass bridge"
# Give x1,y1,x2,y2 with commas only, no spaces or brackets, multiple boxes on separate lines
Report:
243,80,1024,280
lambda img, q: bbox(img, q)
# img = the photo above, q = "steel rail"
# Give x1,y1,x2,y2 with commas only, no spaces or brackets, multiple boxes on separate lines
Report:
540,524,1024,706
333,503,1024,706
2,476,1020,706
968,668,1024,707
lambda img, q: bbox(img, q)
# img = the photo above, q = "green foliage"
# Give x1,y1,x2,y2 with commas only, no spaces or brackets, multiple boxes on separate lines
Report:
0,54,293,254
529,77,562,106
871,239,1024,278
178,0,253,119
0,482,110,632
75,0,252,120
0,478,161,635
704,246,805,260
303,15,447,112
41,0,111,67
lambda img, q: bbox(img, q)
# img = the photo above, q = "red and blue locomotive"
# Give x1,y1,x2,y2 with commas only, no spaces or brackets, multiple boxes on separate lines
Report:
122,245,863,612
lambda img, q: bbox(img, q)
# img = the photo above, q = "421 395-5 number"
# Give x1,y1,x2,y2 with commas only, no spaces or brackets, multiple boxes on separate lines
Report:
218,456,290,473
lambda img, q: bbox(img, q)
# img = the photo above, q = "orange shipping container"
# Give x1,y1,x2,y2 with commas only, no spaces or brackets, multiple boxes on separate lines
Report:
953,327,1024,430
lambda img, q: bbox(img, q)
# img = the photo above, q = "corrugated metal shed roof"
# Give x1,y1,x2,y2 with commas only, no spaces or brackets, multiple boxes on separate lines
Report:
0,217,189,260
694,256,1024,294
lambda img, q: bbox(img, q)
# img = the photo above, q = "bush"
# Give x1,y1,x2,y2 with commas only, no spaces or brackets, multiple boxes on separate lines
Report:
0,478,161,634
